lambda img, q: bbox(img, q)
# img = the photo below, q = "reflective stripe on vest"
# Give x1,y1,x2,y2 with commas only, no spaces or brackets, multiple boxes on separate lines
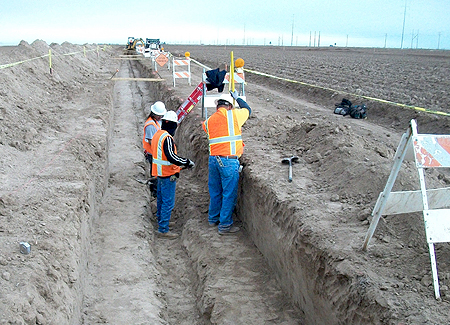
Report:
152,158,171,166
155,132,170,176
151,131,181,177
206,109,242,156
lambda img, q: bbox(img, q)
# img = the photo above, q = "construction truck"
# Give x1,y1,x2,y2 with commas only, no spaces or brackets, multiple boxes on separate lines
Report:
144,38,162,58
145,38,161,50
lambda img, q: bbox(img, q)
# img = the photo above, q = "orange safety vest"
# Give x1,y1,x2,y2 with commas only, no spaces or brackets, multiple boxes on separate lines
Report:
151,130,181,177
204,107,243,156
142,117,160,153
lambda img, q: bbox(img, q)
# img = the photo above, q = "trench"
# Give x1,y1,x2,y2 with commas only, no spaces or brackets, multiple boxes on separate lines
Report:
125,59,307,323
128,59,307,323
81,51,390,324
127,57,392,324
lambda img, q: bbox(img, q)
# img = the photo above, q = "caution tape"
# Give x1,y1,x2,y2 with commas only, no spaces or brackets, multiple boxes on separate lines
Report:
244,68,450,118
61,49,95,56
0,48,98,70
0,54,49,69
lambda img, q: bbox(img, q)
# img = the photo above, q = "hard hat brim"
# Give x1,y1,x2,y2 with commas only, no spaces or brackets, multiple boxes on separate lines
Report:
214,94,234,106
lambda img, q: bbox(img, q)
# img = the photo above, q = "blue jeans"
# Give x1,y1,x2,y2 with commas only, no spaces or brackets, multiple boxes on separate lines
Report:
156,176,177,233
207,156,240,231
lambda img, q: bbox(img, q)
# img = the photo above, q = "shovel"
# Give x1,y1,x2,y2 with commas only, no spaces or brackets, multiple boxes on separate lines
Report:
281,156,299,182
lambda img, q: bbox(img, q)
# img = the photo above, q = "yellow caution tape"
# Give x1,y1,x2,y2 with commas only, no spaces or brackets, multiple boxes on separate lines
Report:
0,54,49,69
0,48,98,70
244,68,450,118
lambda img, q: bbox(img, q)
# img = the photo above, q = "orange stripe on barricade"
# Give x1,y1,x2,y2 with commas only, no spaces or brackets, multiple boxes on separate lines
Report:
415,145,442,167
225,73,245,83
437,138,450,155
414,136,450,167
174,72,190,78
174,60,189,66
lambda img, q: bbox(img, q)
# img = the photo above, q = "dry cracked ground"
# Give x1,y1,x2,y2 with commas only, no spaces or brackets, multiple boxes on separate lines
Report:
1,40,450,324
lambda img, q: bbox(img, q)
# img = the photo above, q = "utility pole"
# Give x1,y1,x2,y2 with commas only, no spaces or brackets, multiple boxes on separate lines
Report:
384,33,387,48
291,15,294,46
401,0,407,49
416,30,419,48
438,32,441,50
411,30,419,49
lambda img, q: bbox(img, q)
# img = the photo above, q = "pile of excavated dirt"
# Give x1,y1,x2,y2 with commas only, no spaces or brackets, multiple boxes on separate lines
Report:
1,41,450,324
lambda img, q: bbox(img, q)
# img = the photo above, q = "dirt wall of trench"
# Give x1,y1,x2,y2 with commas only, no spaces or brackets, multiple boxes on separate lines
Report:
0,41,115,323
236,172,390,324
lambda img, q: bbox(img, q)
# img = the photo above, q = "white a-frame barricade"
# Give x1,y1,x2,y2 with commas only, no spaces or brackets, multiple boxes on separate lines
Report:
363,119,450,299
172,58,191,87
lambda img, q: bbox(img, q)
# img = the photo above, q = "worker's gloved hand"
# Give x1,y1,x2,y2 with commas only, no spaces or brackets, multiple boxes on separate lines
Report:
230,90,239,100
185,159,195,168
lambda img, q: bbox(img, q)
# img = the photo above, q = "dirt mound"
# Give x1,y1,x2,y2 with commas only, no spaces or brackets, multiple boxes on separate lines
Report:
0,41,113,324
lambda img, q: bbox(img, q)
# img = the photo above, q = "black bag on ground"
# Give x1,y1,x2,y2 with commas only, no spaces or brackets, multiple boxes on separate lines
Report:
349,104,367,119
334,98,352,116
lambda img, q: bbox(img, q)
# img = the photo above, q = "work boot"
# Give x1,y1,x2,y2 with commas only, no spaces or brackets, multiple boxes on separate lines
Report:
208,221,219,227
218,226,240,235
156,231,179,239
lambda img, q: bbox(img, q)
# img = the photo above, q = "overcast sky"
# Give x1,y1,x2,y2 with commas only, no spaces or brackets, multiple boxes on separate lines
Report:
1,0,449,49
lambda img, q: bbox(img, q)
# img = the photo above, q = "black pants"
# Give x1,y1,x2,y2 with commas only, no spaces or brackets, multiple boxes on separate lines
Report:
145,153,157,198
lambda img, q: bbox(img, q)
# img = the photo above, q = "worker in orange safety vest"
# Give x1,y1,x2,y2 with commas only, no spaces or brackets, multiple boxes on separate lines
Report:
202,90,251,235
143,101,167,197
151,110,195,239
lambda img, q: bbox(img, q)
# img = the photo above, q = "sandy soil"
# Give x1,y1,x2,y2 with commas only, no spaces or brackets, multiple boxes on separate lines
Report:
1,40,450,324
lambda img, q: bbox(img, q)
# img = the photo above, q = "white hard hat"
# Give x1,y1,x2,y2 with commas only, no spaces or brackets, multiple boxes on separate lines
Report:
162,110,178,123
150,101,167,115
214,93,234,107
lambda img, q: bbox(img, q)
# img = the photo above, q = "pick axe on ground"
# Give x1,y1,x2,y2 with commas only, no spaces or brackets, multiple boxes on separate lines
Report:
282,156,299,182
